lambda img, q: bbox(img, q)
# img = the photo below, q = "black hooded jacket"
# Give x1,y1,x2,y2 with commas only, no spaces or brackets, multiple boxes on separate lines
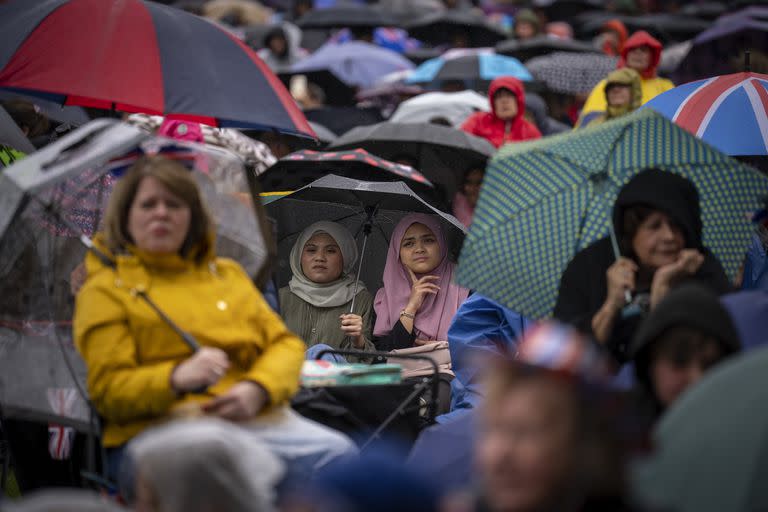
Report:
553,169,731,364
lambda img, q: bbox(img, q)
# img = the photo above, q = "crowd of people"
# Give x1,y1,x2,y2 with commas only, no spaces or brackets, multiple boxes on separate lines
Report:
1,0,767,511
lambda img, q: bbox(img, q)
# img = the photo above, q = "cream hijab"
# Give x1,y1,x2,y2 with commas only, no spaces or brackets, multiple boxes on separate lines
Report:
288,221,364,308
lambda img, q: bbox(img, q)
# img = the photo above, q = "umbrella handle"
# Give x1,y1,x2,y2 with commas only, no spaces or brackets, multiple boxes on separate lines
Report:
608,224,632,305
349,205,376,314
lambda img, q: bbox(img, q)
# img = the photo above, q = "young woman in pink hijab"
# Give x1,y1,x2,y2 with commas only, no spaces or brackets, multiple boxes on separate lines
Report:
373,213,470,351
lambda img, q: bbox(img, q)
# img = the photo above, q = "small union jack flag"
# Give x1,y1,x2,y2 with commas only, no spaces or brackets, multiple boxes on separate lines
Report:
47,388,77,460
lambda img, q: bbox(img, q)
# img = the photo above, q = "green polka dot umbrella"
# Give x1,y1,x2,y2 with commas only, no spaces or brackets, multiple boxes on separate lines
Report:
456,109,768,320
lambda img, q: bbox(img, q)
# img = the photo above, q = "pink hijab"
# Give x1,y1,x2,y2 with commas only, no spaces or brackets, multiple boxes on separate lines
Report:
373,213,470,341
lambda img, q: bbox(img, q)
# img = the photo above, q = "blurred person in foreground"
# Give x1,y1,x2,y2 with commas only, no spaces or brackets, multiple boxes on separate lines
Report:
475,322,648,512
130,419,283,512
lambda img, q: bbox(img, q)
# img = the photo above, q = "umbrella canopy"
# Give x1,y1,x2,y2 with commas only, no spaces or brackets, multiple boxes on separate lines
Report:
632,345,768,512
257,148,433,192
0,90,90,127
295,4,399,29
0,0,314,137
405,53,532,86
290,41,414,90
534,0,604,22
389,90,490,127
672,14,768,84
405,11,508,48
525,51,618,95
455,109,768,320
265,174,465,293
329,121,495,198
642,71,768,156
496,35,600,62
0,120,271,430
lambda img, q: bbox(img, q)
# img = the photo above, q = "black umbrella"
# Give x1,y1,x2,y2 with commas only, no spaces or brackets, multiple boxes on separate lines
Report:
296,5,399,29
496,35,600,62
579,13,711,45
680,2,728,21
257,148,433,192
304,106,385,139
405,11,508,48
265,174,465,298
533,0,604,22
277,69,357,107
0,120,271,429
329,122,495,199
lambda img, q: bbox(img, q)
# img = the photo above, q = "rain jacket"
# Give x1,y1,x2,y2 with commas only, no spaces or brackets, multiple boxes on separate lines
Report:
589,67,643,126
460,77,542,149
73,235,305,448
256,23,308,73
578,31,675,128
437,294,532,424
553,170,731,365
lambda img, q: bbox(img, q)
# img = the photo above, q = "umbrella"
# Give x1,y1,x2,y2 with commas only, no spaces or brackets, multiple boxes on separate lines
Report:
496,35,600,62
295,4,399,29
642,71,768,156
389,90,490,127
257,148,433,191
672,14,768,84
277,69,357,106
0,0,314,137
533,0,604,22
405,11,509,48
0,90,89,127
0,120,271,430
308,121,337,145
632,345,768,512
455,109,768,320
524,51,618,95
304,106,385,138
289,41,415,90
680,2,728,21
329,121,496,198
405,53,532,86
265,174,465,294
579,13,710,45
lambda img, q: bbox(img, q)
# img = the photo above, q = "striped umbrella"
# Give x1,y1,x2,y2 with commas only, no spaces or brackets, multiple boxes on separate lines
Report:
0,0,314,137
456,109,768,319
643,72,768,156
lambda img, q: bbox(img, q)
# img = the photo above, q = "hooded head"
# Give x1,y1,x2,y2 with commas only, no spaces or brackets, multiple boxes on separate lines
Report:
513,8,540,40
600,19,628,56
630,283,740,413
488,76,526,123
618,31,663,79
613,169,702,262
602,68,642,120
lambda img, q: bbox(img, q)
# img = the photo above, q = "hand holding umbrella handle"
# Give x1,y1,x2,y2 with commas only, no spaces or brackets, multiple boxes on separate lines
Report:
608,224,633,305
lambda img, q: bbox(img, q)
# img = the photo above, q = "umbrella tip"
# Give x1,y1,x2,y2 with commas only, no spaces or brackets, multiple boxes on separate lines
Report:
745,51,751,73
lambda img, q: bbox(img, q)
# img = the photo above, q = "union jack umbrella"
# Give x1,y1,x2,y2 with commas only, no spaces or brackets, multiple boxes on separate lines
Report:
643,72,768,156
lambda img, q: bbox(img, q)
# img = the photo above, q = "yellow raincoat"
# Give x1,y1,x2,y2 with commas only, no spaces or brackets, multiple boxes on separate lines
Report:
74,235,305,447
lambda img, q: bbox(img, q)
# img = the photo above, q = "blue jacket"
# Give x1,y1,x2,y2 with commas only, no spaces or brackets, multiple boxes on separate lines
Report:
437,294,532,424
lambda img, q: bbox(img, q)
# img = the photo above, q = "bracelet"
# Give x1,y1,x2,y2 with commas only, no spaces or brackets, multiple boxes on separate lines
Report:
400,310,415,319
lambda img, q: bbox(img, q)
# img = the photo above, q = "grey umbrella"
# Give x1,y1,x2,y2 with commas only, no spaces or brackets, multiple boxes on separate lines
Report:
525,51,618,95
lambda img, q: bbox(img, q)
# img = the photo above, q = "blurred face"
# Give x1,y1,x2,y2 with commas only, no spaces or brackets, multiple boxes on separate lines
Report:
127,176,191,255
493,89,518,121
268,35,287,56
607,84,632,107
399,223,441,275
631,211,685,269
463,168,484,208
300,232,344,284
477,380,575,512
651,339,723,408
515,21,537,40
626,46,652,72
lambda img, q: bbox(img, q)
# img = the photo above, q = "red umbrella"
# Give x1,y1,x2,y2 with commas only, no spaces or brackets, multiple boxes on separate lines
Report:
0,0,314,137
